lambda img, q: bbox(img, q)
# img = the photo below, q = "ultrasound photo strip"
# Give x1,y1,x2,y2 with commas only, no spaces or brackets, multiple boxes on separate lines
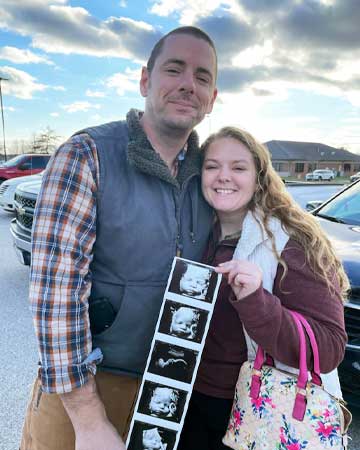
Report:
126,257,222,450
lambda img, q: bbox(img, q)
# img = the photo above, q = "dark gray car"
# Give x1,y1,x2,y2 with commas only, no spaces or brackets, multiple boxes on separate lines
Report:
310,180,360,406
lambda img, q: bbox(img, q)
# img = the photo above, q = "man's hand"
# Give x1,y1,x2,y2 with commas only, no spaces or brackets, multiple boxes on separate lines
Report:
60,376,126,450
75,420,126,450
215,259,262,301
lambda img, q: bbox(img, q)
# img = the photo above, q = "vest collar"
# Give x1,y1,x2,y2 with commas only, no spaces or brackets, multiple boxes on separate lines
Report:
126,109,201,188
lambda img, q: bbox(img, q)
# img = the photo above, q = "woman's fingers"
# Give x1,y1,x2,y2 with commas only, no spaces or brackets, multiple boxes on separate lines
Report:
215,259,263,300
216,260,257,281
215,260,243,274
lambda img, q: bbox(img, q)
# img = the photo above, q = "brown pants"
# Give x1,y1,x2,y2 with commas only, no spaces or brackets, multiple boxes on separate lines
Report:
20,371,140,450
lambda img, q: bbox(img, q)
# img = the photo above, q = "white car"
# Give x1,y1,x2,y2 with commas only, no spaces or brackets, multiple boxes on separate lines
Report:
305,169,335,181
0,172,43,212
350,172,360,183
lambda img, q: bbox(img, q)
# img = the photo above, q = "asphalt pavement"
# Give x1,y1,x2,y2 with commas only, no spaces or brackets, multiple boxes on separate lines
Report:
286,182,344,209
0,191,359,449
0,209,37,450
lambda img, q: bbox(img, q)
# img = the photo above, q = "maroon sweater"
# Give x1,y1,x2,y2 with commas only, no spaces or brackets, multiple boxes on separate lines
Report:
195,226,347,399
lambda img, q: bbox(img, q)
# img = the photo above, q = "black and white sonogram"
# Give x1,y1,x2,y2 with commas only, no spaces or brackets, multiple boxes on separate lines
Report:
138,381,187,423
158,300,208,343
168,259,218,303
128,421,177,450
148,341,198,384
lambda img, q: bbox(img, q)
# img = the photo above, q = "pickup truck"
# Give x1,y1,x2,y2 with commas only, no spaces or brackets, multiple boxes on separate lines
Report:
10,179,41,265
0,154,50,183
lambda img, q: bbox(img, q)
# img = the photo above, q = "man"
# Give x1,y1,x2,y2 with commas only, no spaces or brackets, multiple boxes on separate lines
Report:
20,26,218,450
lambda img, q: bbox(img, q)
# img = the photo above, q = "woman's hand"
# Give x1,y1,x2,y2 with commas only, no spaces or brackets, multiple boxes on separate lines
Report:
215,259,263,301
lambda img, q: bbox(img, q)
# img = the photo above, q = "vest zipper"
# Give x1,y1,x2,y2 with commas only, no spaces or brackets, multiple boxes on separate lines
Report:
175,174,199,256
173,187,182,257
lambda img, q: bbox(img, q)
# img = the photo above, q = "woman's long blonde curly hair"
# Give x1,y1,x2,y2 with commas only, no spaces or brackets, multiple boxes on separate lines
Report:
201,126,349,300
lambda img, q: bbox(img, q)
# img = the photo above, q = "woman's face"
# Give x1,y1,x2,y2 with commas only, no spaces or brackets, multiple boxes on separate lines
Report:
202,137,257,220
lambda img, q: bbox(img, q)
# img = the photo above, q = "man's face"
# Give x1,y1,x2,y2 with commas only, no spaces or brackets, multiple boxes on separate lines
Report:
140,33,217,133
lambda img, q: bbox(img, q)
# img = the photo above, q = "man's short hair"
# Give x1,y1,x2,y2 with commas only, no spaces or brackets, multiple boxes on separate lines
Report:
147,26,217,76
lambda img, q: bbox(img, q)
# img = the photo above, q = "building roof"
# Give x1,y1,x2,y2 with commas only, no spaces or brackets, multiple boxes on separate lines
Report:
265,140,360,162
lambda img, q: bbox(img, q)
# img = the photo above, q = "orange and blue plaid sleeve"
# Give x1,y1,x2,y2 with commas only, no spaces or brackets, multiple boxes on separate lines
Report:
29,133,100,394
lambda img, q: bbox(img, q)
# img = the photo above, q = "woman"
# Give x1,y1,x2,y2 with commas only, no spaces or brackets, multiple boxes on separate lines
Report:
178,127,348,450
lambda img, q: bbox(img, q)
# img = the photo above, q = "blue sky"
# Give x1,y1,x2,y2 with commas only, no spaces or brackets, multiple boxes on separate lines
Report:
0,0,359,154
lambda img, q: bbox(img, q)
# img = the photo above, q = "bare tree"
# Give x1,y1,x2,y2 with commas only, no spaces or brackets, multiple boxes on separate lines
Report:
31,126,61,153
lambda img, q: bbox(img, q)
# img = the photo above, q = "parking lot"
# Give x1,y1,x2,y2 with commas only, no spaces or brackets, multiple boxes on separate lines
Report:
0,209,38,450
0,190,359,449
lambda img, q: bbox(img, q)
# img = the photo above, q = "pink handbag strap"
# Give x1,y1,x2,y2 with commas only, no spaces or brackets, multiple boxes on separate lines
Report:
290,311,311,421
291,311,322,386
249,310,322,422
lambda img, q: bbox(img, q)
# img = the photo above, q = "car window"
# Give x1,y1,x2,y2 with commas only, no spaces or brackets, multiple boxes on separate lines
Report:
318,182,360,225
19,159,32,170
2,155,26,167
31,156,50,169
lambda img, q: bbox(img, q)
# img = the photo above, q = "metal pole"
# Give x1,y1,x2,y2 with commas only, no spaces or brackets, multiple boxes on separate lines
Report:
0,76,9,162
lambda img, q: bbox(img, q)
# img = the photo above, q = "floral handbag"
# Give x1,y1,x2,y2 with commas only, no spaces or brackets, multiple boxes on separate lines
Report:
223,311,352,450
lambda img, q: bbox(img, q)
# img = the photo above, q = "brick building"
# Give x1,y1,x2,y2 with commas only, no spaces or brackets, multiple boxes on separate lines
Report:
265,140,360,179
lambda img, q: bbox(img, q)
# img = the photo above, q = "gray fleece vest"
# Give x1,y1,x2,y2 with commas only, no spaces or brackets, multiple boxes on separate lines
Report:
83,110,213,376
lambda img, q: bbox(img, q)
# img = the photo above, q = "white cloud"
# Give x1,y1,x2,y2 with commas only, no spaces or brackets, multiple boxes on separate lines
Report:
25,0,68,4
149,0,234,24
119,0,127,6
86,89,105,98
62,101,101,113
0,66,47,99
4,106,16,112
115,16,153,31
52,85,66,91
0,46,54,65
344,90,360,108
197,90,335,150
50,112,59,117
232,41,273,68
196,90,270,143
106,67,140,96
342,117,360,124
0,1,160,61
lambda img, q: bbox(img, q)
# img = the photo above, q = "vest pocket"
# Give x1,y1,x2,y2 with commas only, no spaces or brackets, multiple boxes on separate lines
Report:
89,297,117,335
92,281,167,374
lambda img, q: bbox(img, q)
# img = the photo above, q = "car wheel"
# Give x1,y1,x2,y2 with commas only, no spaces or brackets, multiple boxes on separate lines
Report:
318,176,322,180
